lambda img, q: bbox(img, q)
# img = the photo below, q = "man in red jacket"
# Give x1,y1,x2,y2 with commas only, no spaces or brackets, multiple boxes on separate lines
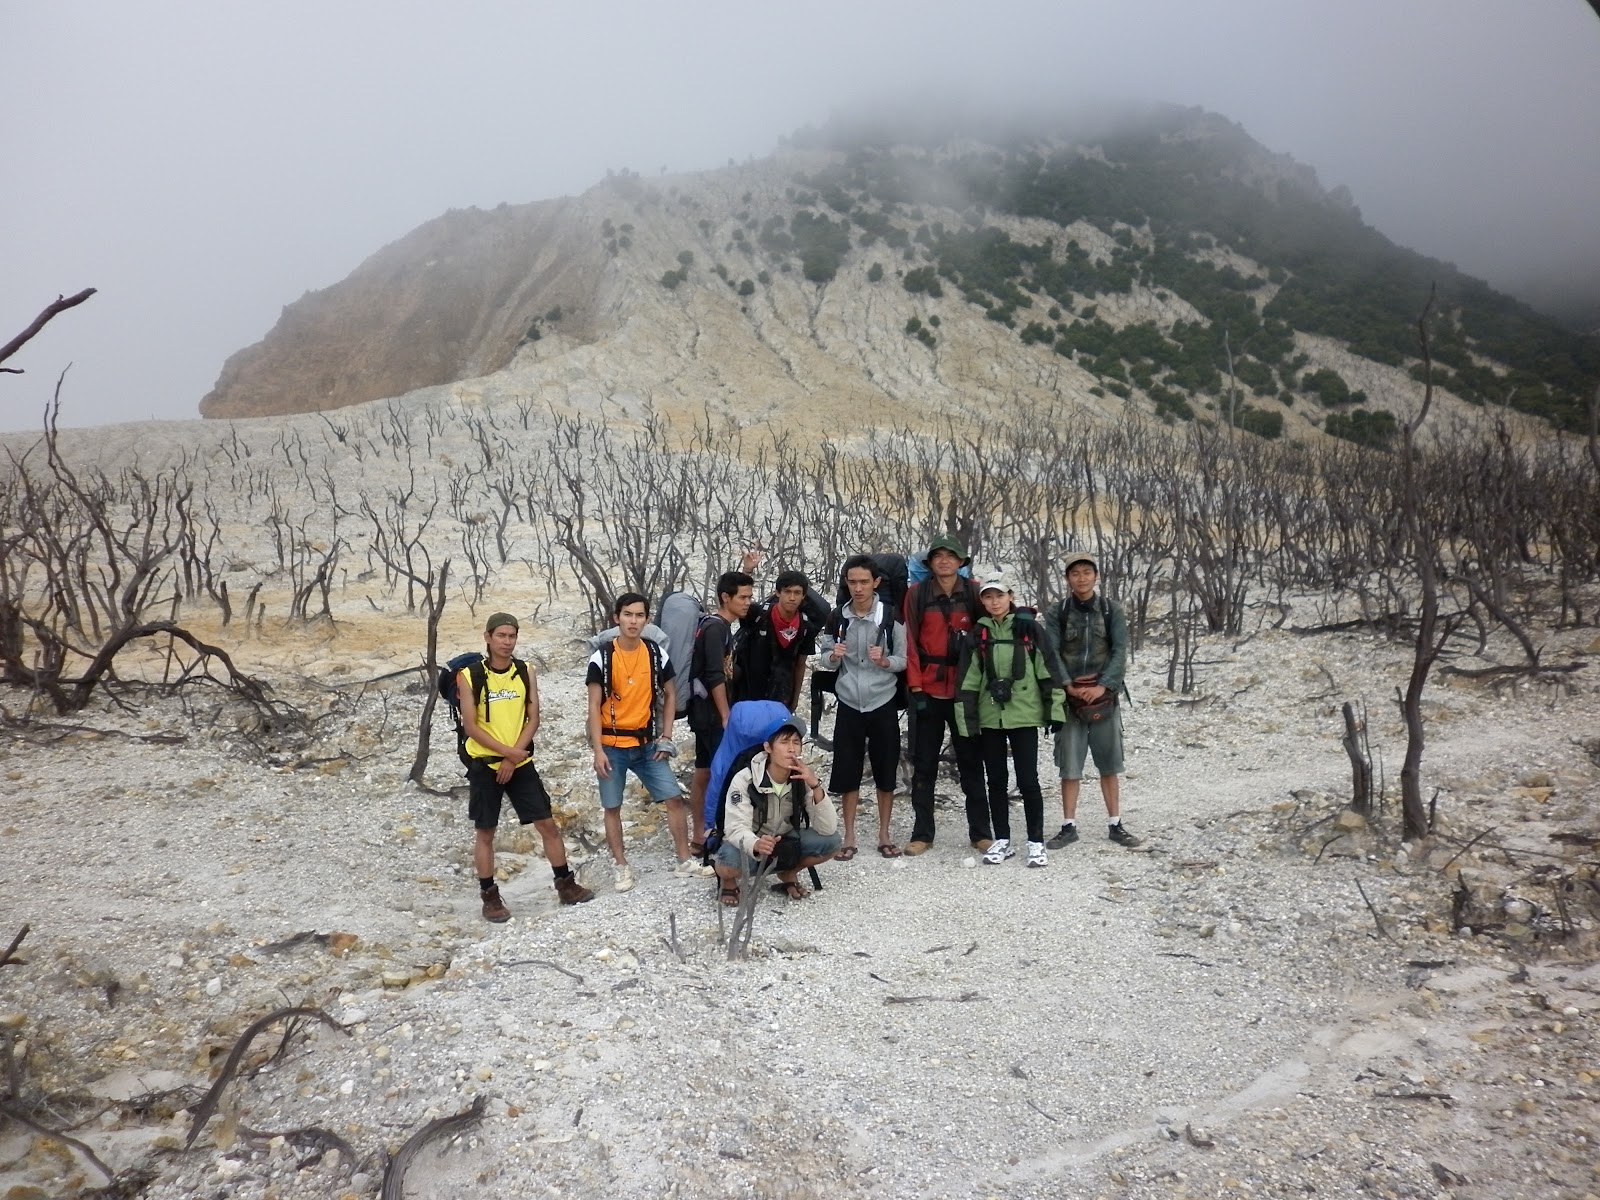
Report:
902,535,990,856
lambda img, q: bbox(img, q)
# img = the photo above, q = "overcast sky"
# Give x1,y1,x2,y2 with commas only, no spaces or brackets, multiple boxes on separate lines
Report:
3,0,1597,431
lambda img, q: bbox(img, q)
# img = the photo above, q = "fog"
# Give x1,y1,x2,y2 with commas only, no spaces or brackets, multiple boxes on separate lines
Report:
3,0,1597,431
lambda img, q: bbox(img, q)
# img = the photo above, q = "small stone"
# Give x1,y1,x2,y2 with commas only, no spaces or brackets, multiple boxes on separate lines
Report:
165,954,184,969
340,1008,369,1026
961,856,978,869
328,932,360,957
338,1079,355,1096
1198,923,1217,939
204,977,222,997
0,1013,26,1031
381,972,411,989
475,1066,493,1081
1334,810,1367,831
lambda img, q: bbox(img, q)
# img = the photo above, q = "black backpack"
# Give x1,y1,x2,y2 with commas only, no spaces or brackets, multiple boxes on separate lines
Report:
594,638,666,743
834,553,910,615
817,601,909,711
437,651,531,768
707,744,810,859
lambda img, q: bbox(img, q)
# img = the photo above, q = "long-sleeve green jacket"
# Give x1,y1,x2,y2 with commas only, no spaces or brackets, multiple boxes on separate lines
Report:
954,612,1063,736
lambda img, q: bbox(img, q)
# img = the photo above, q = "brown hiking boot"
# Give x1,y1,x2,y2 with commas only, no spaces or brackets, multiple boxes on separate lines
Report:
481,886,511,923
554,874,594,905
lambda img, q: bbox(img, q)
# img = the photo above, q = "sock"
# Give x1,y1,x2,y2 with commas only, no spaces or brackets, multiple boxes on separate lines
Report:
1064,820,1076,828
552,864,572,880
479,876,495,893
1108,820,1122,829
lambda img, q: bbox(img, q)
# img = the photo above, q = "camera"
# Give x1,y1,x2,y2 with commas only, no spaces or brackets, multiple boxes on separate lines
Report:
987,677,1013,705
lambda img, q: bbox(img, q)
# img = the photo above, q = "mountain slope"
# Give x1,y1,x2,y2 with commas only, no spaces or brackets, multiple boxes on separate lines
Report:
200,106,1598,439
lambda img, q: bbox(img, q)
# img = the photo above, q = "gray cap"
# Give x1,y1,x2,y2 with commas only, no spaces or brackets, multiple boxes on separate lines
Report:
1063,554,1099,575
978,570,1012,595
770,715,808,741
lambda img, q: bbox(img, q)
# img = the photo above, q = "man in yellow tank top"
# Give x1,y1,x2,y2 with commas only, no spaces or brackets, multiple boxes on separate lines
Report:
459,612,593,920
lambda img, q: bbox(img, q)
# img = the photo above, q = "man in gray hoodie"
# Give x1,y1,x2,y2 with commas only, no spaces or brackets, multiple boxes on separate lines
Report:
810,554,909,859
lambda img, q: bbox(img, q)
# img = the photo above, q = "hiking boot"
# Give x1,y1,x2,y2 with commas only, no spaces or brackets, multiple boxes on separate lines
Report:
982,838,1015,865
481,886,511,923
673,857,714,878
613,864,636,893
1026,841,1048,868
970,838,994,852
1046,823,1079,849
1108,823,1142,848
554,874,595,905
903,841,932,856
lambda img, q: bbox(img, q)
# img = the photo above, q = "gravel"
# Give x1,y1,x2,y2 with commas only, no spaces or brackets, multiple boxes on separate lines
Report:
1,409,1597,1199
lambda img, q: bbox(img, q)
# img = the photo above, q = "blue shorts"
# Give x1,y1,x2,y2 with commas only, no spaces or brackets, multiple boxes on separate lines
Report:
713,827,842,874
596,743,681,810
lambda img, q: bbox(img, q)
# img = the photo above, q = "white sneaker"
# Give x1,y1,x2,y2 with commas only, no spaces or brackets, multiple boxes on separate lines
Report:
613,864,636,893
673,857,714,878
982,838,1014,865
1026,841,1048,868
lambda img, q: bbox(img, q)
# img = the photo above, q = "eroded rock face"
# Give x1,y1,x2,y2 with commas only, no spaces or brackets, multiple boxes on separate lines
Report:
200,197,600,418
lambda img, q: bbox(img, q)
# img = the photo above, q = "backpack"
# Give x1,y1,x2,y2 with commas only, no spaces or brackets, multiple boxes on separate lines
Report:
1053,595,1131,703
701,700,797,855
688,611,737,709
656,591,707,717
834,554,911,615
437,651,531,768
593,638,667,743
815,600,909,711
736,593,826,704
903,575,982,679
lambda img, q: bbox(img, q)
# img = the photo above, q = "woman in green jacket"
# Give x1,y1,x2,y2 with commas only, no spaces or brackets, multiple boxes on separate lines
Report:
955,573,1063,867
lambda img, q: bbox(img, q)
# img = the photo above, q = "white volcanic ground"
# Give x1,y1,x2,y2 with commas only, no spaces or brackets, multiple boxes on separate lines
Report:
2,575,1598,1200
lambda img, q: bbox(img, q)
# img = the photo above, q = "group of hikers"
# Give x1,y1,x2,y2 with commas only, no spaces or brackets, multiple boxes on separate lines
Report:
453,537,1139,922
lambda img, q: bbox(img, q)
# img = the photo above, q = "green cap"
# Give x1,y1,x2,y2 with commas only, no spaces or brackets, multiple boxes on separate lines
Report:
922,534,970,567
484,612,520,634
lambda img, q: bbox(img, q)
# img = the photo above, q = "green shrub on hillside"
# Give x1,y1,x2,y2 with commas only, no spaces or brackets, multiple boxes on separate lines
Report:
1233,406,1284,439
1325,407,1397,449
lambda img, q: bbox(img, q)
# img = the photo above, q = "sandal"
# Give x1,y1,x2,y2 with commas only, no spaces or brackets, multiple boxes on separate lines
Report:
719,882,740,907
689,840,707,858
877,843,902,858
769,880,811,901
835,845,858,861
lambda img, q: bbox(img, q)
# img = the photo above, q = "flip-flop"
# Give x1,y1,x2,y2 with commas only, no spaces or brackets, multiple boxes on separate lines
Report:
769,881,811,900
877,843,902,858
835,845,858,861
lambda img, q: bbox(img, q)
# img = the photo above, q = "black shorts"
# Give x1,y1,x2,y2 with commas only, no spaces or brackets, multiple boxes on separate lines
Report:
828,702,901,795
467,759,552,829
694,724,724,769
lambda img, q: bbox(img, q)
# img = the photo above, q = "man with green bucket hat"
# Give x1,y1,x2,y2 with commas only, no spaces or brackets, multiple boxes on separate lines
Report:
900,535,990,855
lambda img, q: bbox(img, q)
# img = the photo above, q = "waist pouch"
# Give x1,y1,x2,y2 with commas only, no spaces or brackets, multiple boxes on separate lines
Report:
1067,674,1118,725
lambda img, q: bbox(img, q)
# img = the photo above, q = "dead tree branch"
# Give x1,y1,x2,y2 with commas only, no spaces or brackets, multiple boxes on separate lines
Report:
0,288,97,373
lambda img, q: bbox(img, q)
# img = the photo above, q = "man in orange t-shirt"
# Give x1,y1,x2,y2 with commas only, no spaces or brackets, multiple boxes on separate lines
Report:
586,592,683,892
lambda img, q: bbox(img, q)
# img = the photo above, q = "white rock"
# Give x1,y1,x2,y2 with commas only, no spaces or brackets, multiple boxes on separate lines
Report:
961,857,977,869
339,1078,355,1095
204,977,222,997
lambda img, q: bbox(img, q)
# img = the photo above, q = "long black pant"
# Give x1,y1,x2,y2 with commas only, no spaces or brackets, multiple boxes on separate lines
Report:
979,726,1045,844
908,695,988,845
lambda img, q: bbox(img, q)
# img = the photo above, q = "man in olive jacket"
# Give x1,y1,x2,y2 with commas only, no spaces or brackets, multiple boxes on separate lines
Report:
1039,555,1141,849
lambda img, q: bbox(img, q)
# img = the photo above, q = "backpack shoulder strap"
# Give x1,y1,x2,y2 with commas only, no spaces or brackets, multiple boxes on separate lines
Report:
468,659,489,712
512,657,532,718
